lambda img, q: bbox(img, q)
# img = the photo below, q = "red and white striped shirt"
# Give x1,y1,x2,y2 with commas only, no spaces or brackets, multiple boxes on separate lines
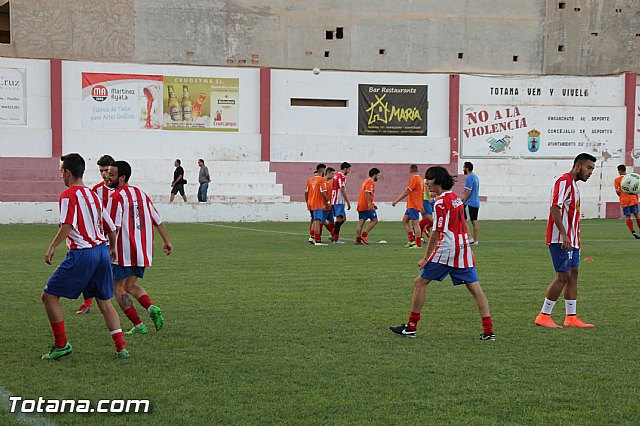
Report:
59,186,115,250
92,181,114,208
428,191,475,268
546,173,581,248
106,185,163,267
332,172,347,204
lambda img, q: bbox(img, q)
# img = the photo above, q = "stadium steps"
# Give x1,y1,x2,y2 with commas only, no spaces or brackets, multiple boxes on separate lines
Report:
0,157,65,202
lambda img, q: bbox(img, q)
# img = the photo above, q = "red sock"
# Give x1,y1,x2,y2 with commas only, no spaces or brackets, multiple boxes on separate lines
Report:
362,232,368,239
635,218,640,230
309,225,314,237
482,316,493,334
416,237,423,247
124,306,143,326
419,218,433,235
84,298,94,307
326,223,335,234
137,294,153,310
626,218,635,232
315,233,322,242
407,232,415,243
110,330,127,352
407,311,421,331
50,321,67,348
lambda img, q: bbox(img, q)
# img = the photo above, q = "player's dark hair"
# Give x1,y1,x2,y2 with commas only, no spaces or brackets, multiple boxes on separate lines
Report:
573,153,596,166
198,158,205,164
369,167,380,177
112,160,132,183
60,153,85,178
326,167,335,174
410,164,418,172
618,164,627,172
316,163,327,172
341,162,351,170
463,161,474,172
96,155,114,167
425,166,455,190
175,159,181,166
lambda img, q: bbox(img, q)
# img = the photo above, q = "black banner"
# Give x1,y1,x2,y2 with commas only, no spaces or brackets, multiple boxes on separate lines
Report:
358,84,428,136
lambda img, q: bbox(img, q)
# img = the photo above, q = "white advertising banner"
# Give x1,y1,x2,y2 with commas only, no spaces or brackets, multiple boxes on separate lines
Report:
0,67,27,125
460,104,626,159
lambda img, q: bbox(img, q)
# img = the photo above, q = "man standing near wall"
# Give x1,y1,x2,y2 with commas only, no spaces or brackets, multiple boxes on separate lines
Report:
107,160,173,335
304,164,327,245
170,159,187,203
461,162,480,245
331,162,351,244
392,164,424,248
356,168,380,245
76,154,115,315
534,153,597,329
614,164,640,239
197,159,211,203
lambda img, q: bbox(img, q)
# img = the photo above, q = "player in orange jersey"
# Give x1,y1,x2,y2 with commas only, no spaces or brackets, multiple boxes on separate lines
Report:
304,164,328,245
614,164,640,239
392,164,425,248
355,168,380,245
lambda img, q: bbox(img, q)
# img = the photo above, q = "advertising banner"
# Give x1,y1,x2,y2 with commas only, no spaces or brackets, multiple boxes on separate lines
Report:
0,67,26,125
358,84,428,136
82,73,163,129
162,76,239,131
460,104,626,159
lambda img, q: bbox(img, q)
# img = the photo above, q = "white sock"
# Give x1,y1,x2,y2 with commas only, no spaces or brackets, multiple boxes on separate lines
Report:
541,298,556,315
565,300,577,316
110,328,122,335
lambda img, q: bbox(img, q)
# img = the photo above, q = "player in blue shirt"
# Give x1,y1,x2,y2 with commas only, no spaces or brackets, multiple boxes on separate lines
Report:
461,162,480,245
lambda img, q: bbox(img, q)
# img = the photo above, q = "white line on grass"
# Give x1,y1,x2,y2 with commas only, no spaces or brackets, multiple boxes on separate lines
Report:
0,387,55,426
202,223,307,236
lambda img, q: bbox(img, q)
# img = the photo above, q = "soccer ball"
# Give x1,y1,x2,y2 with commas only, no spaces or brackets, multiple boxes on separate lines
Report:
620,172,640,195
312,67,321,75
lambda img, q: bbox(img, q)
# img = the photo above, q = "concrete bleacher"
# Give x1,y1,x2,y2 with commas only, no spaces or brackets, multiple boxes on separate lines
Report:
0,157,66,202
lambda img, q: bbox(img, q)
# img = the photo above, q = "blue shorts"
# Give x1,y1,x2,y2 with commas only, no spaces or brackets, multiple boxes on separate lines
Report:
548,243,580,272
44,244,114,300
423,200,434,216
404,208,420,220
323,209,334,223
622,204,639,216
112,265,146,280
419,262,479,285
311,209,324,221
333,204,346,218
358,210,377,221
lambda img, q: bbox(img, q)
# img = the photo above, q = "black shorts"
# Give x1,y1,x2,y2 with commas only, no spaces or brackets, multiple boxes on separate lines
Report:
464,205,479,221
171,184,185,196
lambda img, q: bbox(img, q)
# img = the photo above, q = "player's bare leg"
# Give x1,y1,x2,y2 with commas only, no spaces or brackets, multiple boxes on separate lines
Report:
411,219,422,247
361,219,378,244
115,278,146,334
124,276,165,331
470,219,479,244
41,292,72,359
466,281,495,340
355,218,365,244
562,267,594,327
95,298,128,357
389,276,430,338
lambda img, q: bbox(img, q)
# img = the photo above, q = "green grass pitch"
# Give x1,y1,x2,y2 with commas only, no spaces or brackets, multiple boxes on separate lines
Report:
0,219,638,425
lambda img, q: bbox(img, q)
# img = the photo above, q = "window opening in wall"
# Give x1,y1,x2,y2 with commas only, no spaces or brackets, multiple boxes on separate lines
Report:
326,30,333,40
558,45,565,52
513,55,518,62
591,32,598,36
559,2,566,9
0,1,10,44
379,49,386,55
636,33,640,37
574,7,580,11
291,98,348,107
336,27,344,39
324,51,330,57
615,8,622,13
458,52,464,59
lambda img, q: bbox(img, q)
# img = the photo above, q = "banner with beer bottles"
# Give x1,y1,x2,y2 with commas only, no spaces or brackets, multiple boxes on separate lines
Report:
162,76,239,131
81,73,163,129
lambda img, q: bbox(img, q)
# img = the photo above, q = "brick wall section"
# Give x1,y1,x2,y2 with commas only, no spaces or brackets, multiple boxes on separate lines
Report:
0,158,65,202
269,162,466,203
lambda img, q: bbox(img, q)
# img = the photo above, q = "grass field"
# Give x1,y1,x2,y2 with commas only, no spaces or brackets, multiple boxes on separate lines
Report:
1,219,639,425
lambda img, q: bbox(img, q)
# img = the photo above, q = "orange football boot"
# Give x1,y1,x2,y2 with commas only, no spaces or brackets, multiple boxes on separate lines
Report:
535,313,562,328
564,316,595,328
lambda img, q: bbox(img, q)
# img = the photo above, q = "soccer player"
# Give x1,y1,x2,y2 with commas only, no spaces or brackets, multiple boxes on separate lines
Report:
106,160,173,335
331,162,351,244
391,164,424,248
42,153,129,360
535,152,597,329
76,154,115,315
355,168,380,245
461,161,480,245
322,167,336,241
419,174,435,240
389,166,495,340
304,164,327,245
614,164,640,239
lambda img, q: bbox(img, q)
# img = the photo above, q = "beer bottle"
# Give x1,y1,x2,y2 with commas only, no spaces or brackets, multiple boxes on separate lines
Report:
181,85,192,121
167,85,182,121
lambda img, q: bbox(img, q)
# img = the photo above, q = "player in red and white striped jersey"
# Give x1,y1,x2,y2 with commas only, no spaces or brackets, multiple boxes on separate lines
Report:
389,166,494,340
535,153,597,329
106,160,173,335
41,153,128,360
331,162,351,243
77,154,115,315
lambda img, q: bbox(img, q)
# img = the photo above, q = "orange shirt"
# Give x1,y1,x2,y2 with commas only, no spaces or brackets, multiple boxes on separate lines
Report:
406,174,424,210
305,175,325,210
357,178,376,211
322,179,333,210
614,175,639,207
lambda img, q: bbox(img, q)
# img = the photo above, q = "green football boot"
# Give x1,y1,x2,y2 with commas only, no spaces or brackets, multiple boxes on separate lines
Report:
117,348,130,359
126,323,148,335
42,342,73,360
149,305,165,331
